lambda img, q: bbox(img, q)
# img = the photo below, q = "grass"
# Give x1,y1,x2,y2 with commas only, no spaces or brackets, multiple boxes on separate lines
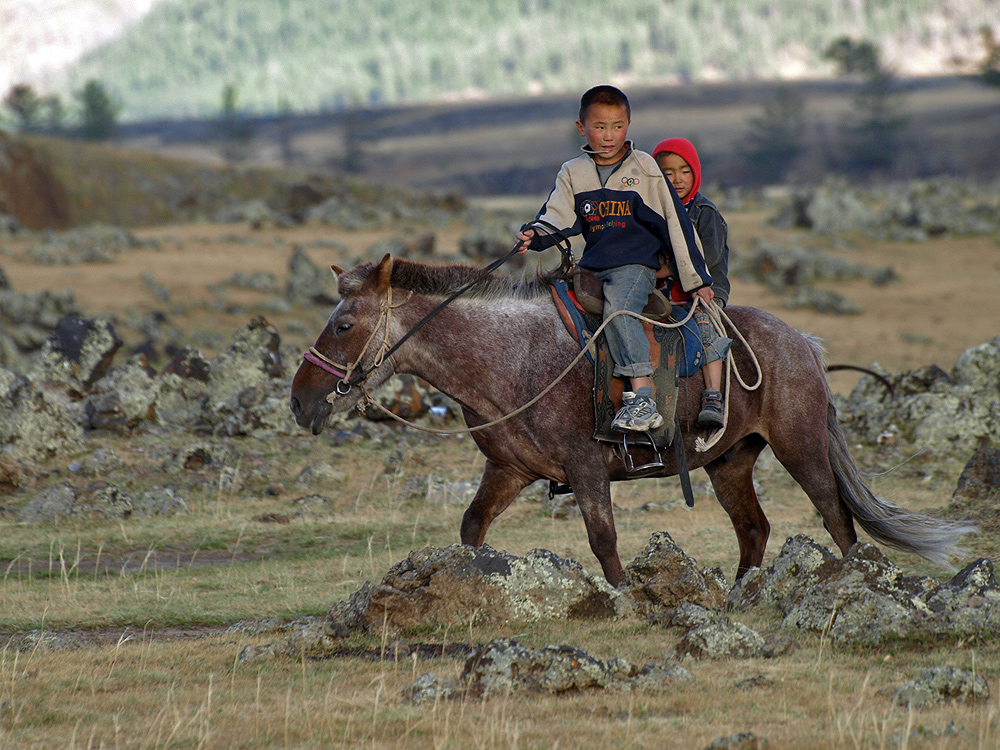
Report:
2,430,998,747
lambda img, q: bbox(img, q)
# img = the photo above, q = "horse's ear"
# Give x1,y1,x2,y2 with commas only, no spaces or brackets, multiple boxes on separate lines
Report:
330,264,344,278
373,253,393,288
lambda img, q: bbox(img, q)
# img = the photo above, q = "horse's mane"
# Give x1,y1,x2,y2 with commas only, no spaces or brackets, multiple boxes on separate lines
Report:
337,257,559,301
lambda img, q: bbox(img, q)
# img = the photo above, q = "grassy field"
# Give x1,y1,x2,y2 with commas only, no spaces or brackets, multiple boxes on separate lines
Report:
3,167,1000,745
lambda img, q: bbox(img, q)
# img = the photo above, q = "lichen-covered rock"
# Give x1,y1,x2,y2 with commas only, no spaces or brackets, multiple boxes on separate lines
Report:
4,630,83,652
674,620,766,660
456,638,691,697
952,445,1000,502
0,366,84,462
25,225,148,264
728,536,1000,647
18,482,77,523
29,316,122,393
839,337,1000,454
406,673,459,704
285,246,338,305
893,666,990,709
329,544,625,637
164,440,241,473
207,316,284,403
134,488,187,517
85,355,159,432
623,531,728,614
294,462,347,487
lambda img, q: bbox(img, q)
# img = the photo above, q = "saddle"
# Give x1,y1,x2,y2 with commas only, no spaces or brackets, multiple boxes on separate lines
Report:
549,267,705,449
569,266,672,321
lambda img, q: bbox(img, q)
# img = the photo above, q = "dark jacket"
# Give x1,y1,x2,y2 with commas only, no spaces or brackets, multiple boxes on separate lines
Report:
686,192,731,306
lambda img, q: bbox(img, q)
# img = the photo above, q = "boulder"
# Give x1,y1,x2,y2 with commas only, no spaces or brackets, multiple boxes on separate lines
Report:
728,536,1000,647
285,246,338,305
622,531,728,614
952,445,1000,502
29,316,123,393
328,544,625,637
892,666,990,709
674,620,766,660
0,367,84,463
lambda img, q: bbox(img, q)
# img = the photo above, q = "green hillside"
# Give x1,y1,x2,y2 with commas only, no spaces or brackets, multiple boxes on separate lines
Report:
68,0,995,121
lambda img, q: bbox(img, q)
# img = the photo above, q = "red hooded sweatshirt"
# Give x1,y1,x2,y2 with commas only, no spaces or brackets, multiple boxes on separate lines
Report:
652,137,701,206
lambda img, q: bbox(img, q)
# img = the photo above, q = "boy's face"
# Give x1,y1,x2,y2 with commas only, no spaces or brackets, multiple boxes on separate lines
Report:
576,102,630,165
657,152,695,202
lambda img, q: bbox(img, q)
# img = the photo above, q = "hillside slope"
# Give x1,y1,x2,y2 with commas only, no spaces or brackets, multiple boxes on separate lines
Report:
41,0,1000,120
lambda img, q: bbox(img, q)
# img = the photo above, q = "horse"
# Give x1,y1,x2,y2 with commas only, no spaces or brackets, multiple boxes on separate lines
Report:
289,253,974,586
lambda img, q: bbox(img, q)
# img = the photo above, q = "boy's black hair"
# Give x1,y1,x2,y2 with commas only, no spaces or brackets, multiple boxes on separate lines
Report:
578,85,631,123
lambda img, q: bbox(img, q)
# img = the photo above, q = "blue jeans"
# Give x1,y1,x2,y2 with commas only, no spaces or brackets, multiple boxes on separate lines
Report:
595,264,656,379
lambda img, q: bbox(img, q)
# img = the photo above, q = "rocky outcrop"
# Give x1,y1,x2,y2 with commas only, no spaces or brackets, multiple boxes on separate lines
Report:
839,337,1000,454
771,177,1000,239
729,535,1000,647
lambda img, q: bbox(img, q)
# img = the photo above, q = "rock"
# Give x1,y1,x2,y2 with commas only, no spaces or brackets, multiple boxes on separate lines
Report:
457,638,691,697
18,483,77,523
166,440,240,472
285,246,338,305
76,482,133,519
406,673,459,704
704,732,769,750
4,630,82,652
462,639,626,695
952,445,1000,502
365,374,432,422
422,476,479,505
330,544,625,638
75,447,125,477
622,531,728,614
728,536,1000,647
85,354,159,432
29,316,123,393
25,225,147,264
294,463,347,487
0,366,84,462
893,666,990,709
839,337,1000,454
674,620,766,660
134,488,187,517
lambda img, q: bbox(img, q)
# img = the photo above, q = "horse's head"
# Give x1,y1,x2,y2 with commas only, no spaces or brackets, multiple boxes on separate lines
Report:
290,253,398,434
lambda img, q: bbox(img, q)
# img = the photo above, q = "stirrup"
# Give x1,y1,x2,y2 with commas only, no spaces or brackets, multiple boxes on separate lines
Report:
621,430,666,477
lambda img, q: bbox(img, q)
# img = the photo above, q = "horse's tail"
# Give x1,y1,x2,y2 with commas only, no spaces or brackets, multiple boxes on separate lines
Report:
804,336,977,569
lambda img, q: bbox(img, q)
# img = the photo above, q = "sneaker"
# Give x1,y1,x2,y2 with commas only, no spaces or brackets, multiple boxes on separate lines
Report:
698,389,725,429
611,392,664,433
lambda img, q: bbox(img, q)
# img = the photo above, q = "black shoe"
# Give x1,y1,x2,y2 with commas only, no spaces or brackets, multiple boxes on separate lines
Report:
697,389,725,429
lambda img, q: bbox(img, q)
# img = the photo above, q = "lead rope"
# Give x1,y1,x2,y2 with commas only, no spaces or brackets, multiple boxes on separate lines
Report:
324,290,763,442
349,301,691,435
693,300,763,453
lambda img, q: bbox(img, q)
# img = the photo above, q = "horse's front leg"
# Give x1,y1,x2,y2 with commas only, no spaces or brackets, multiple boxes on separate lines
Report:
461,460,532,547
565,460,624,586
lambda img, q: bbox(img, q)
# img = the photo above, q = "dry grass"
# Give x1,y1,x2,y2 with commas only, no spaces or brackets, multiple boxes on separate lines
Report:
2,203,999,746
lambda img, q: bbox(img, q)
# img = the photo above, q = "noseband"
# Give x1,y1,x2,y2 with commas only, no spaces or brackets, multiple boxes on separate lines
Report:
302,284,410,399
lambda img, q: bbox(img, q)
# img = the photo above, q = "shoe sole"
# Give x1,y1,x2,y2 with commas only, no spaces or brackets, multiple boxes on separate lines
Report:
612,414,664,433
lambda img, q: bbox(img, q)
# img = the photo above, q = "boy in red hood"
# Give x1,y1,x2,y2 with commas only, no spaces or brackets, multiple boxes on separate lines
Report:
652,137,732,430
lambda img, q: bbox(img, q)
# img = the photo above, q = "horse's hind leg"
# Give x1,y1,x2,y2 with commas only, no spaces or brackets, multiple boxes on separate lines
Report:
461,460,532,547
704,434,771,579
768,427,858,556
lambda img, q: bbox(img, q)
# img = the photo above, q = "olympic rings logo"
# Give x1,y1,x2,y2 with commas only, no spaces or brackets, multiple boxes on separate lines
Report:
582,201,596,215
620,176,640,187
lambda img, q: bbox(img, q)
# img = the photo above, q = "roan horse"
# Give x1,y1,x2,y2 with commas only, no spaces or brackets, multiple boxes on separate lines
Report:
290,254,974,585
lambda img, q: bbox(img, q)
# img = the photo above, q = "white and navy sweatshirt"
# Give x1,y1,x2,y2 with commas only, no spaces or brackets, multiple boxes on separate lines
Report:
528,143,712,293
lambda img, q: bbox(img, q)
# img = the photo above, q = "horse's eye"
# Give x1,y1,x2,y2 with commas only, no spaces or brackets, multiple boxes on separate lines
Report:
335,322,352,335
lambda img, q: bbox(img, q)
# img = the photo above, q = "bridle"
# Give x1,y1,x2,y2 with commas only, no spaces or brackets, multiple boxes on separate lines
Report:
304,284,411,398
300,221,574,401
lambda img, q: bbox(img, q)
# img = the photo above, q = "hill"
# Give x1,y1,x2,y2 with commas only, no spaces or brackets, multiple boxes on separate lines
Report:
9,0,994,120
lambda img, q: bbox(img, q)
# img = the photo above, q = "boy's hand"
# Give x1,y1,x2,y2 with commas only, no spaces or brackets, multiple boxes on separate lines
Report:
693,287,715,304
515,228,535,254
